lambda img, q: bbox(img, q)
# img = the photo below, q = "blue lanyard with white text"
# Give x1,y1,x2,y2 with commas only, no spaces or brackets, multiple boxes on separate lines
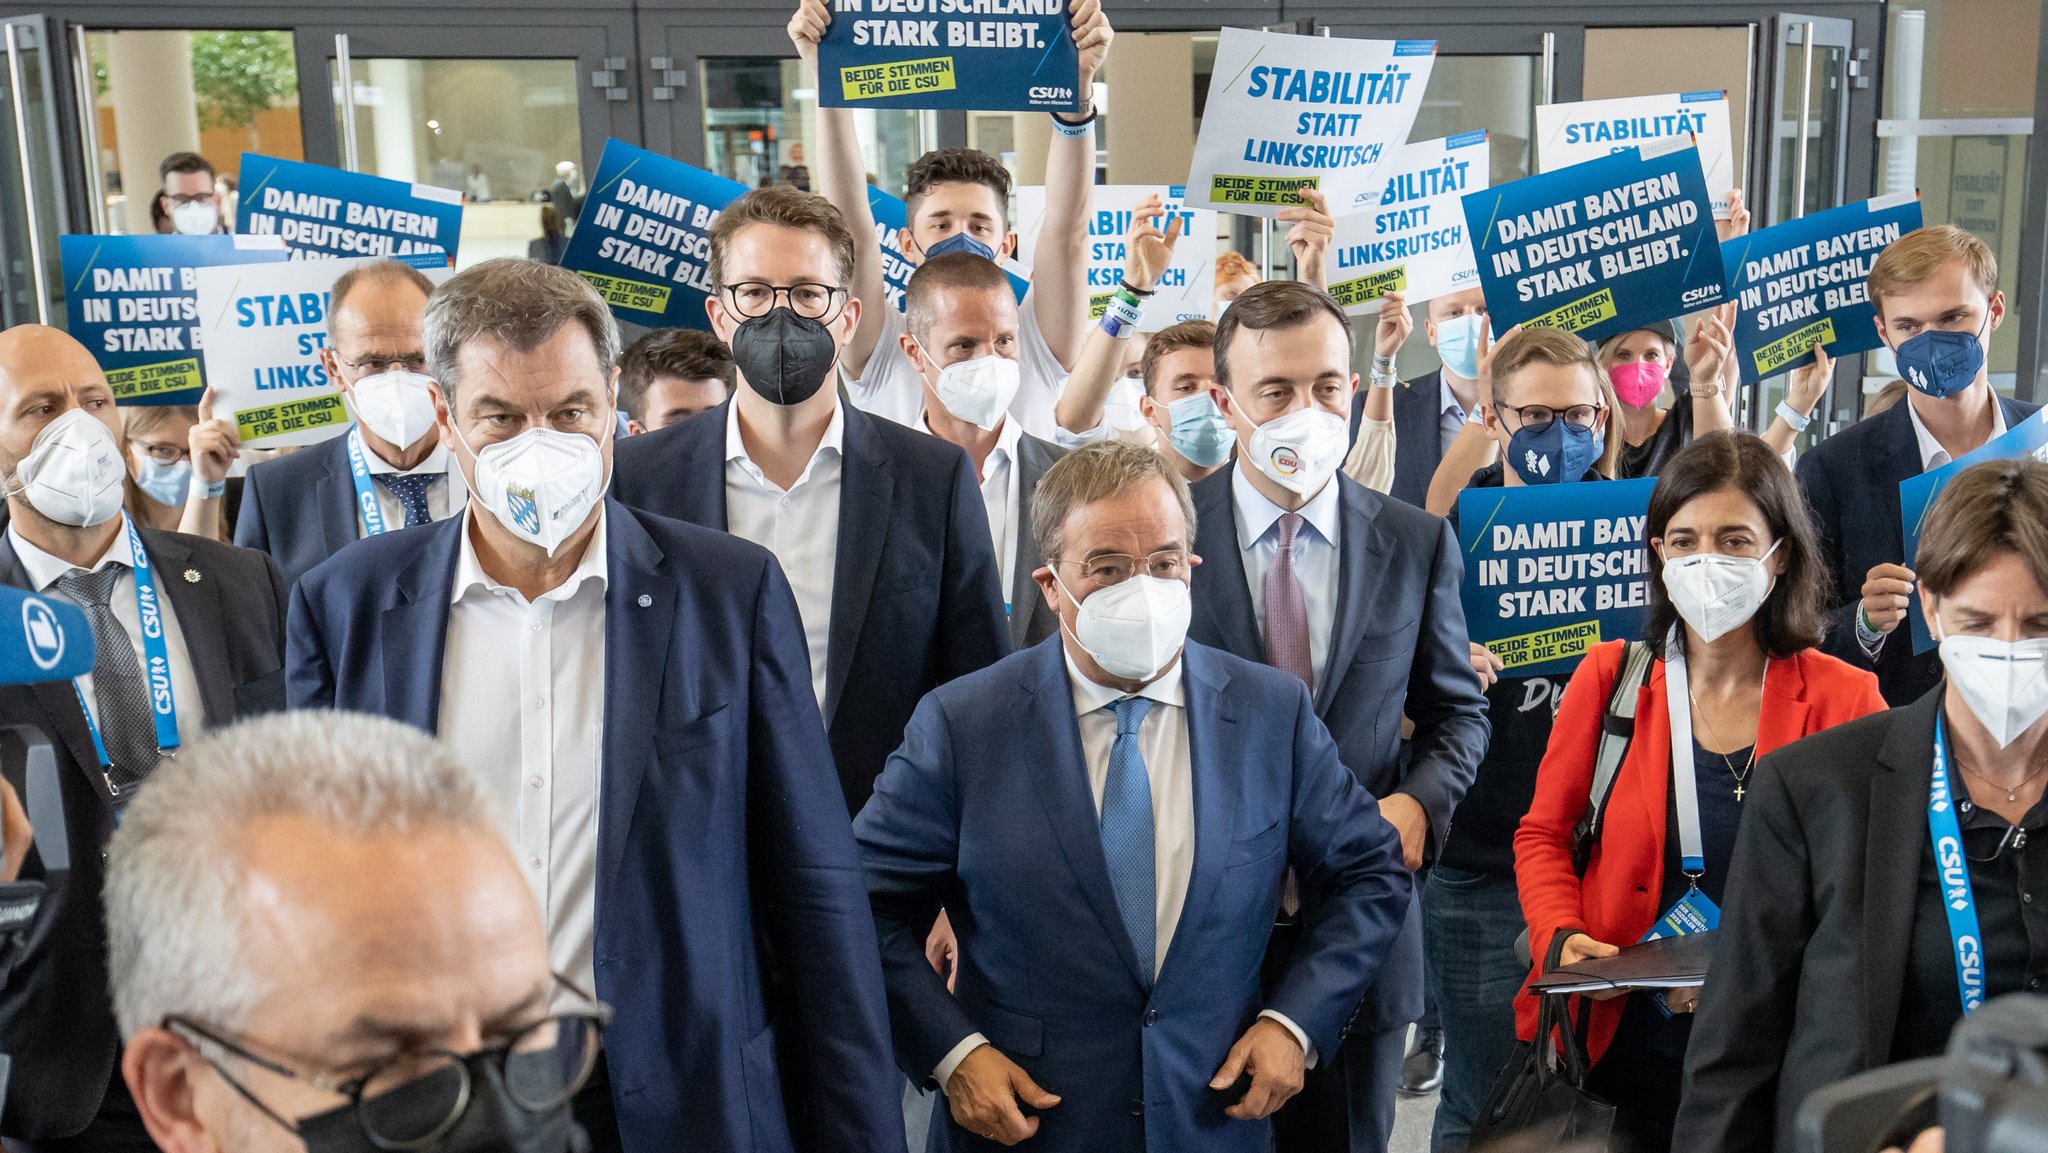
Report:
73,515,180,796
344,427,391,537
1929,713,1987,1014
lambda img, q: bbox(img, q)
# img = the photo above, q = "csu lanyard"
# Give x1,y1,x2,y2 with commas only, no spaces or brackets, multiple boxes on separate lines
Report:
344,427,391,537
71,514,181,798
1662,633,1708,880
1929,713,1987,1014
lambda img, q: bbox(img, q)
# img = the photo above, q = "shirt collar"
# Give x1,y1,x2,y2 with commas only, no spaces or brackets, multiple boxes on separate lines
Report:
914,409,1022,473
1231,462,1341,550
1062,645,1186,718
7,519,135,593
450,505,609,606
1906,393,2009,471
360,430,454,477
725,395,845,467
1438,374,1467,420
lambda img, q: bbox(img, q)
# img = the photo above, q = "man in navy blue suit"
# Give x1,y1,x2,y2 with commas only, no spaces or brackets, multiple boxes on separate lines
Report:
1798,224,2040,705
857,441,1412,1152
1191,280,1489,1153
285,258,902,1153
611,186,1009,814
1351,287,1488,509
237,260,460,587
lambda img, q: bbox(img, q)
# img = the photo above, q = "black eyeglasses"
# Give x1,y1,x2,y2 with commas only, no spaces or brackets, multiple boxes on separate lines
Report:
163,191,217,207
720,281,848,321
165,976,610,1150
1498,402,1604,432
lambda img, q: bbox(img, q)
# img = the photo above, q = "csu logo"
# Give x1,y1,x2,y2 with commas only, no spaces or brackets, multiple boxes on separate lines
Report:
1680,286,1719,306
1029,86,1074,102
21,597,64,672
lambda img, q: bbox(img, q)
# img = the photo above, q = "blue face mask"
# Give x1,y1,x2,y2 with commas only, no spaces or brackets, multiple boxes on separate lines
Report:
1891,315,1990,399
134,454,192,506
1507,417,1599,485
1165,392,1233,468
922,230,999,263
1434,313,1485,381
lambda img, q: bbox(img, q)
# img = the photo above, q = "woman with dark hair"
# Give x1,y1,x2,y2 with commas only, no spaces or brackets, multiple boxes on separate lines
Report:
1678,457,2048,1153
1514,430,1887,1153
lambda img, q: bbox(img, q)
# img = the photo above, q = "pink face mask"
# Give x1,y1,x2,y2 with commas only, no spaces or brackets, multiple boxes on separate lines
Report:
1610,360,1668,408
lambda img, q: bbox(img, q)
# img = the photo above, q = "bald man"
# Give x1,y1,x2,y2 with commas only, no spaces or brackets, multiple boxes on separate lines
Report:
0,324,286,1150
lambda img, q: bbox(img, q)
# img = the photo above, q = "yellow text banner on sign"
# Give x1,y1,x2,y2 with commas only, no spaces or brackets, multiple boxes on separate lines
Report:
577,270,673,315
839,57,957,101
106,357,203,401
1485,620,1603,672
234,393,348,443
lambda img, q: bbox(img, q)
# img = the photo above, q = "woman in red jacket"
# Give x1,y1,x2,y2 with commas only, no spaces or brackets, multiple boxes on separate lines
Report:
1513,431,1887,1152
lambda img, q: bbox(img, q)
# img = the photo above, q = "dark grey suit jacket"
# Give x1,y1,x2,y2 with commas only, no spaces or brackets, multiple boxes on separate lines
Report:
1008,432,1067,651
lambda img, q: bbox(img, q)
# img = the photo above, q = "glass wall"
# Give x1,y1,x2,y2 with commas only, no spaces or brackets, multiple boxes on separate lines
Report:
700,57,930,197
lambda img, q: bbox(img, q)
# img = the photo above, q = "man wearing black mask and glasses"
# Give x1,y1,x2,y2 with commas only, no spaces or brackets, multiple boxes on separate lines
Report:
108,711,601,1153
612,186,1009,814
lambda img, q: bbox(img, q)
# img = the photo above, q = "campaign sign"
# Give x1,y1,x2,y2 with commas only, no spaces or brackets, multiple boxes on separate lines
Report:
1015,185,1214,330
1725,192,1922,384
195,257,370,448
870,184,1031,310
1899,410,2048,653
1463,139,1727,343
1536,91,1737,219
560,139,749,330
237,154,461,268
1459,477,1657,678
1328,132,1489,311
61,234,289,405
818,0,1081,113
1187,29,1437,218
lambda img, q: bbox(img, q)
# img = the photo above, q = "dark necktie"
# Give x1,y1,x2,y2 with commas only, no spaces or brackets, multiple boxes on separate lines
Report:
1263,512,1314,690
53,566,163,787
1100,696,1156,980
374,472,437,528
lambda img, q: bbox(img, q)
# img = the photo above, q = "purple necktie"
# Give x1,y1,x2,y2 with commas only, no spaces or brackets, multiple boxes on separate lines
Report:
1263,512,1314,691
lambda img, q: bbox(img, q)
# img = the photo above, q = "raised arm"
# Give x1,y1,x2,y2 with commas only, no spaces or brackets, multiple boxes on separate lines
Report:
1278,187,1335,293
1029,0,1114,369
1762,345,1830,456
1424,322,1511,516
1685,303,1738,436
180,387,239,540
1053,194,1179,436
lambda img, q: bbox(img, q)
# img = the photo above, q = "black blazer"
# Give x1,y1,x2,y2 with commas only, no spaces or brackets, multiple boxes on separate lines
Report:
1676,689,1958,1153
235,433,367,589
610,400,1010,813
1797,395,2039,705
1008,432,1067,651
0,524,285,1139
1185,465,1489,1029
1352,369,1454,509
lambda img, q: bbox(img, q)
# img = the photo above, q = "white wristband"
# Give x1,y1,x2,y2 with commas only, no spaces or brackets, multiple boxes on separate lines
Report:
1775,400,1813,432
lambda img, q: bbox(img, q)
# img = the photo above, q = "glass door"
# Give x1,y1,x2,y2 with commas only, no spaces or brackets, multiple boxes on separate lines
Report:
1764,14,1855,226
0,15,73,328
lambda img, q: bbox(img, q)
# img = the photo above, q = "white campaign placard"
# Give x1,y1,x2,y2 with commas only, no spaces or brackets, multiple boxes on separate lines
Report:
1536,90,1736,219
1015,184,1216,331
1327,131,1490,311
1186,29,1437,219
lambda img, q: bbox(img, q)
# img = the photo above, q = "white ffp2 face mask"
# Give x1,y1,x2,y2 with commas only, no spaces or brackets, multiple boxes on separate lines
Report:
1244,407,1349,498
170,201,219,235
1055,572,1191,682
1937,614,2048,748
349,369,440,451
456,422,610,557
10,408,128,527
925,347,1021,432
1661,540,1781,644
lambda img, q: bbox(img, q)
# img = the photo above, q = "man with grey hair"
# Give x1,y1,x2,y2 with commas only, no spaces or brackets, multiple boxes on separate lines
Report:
287,258,903,1153
855,440,1412,1152
237,259,456,588
111,711,598,1153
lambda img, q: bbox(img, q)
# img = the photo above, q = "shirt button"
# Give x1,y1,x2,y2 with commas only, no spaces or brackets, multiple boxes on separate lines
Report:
2032,977,2043,991
529,856,542,869
531,621,543,632
532,697,545,709
529,776,544,789
1128,1100,1144,1117
1143,1009,1158,1027
1962,801,1974,813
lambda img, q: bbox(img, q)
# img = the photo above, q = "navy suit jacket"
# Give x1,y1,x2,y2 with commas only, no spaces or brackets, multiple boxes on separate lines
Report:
1352,370,1454,509
1797,394,2039,705
856,638,1412,1153
285,500,903,1153
236,432,373,588
610,400,1011,812
1008,432,1067,651
1186,466,1488,1030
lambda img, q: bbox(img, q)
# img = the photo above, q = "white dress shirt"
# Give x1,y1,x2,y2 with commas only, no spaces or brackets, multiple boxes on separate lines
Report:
438,508,608,1008
724,399,844,709
915,411,1023,607
1906,392,2008,470
933,648,1311,1087
358,433,467,533
1232,465,1342,687
9,521,207,748
1437,372,1472,453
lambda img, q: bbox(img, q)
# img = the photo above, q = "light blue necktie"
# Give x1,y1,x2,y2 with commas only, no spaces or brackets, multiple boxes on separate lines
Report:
1100,696,1155,980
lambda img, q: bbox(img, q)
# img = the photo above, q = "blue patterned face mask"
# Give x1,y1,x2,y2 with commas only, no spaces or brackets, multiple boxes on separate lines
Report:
1891,314,1990,399
1507,418,1599,485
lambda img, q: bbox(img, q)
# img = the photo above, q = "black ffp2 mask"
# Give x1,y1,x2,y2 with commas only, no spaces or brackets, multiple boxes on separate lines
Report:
731,307,838,407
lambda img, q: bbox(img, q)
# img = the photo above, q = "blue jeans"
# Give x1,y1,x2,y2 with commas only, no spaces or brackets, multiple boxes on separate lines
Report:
1422,866,1529,1153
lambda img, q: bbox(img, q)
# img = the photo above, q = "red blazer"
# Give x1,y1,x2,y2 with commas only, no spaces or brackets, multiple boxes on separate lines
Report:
1513,640,1886,1063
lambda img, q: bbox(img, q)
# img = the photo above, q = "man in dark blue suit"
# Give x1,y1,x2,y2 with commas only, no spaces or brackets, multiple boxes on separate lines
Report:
286,259,902,1153
610,186,1009,814
857,441,1412,1152
237,260,460,587
1193,280,1489,1153
1797,224,2040,705
1350,287,1488,509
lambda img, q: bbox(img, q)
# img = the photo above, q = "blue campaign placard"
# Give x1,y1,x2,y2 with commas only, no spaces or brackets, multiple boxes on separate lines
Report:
1725,192,1922,384
237,154,462,268
1458,477,1658,679
60,233,289,405
1462,140,1727,343
818,0,1081,113
1899,410,2048,653
559,139,750,330
868,184,1030,309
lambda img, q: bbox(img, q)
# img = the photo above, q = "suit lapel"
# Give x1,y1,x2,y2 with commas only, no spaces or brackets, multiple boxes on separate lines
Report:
1314,478,1383,715
1862,691,1941,1065
1190,466,1263,659
671,405,731,531
825,405,893,724
1395,372,1446,487
380,520,461,733
0,536,124,788
1009,436,1053,650
598,504,678,907
1157,646,1240,988
138,529,235,726
315,435,363,556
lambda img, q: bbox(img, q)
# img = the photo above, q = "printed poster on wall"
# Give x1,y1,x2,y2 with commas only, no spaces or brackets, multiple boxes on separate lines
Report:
817,0,1083,113
1015,184,1215,330
236,154,461,268
1327,131,1489,311
1536,91,1737,219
